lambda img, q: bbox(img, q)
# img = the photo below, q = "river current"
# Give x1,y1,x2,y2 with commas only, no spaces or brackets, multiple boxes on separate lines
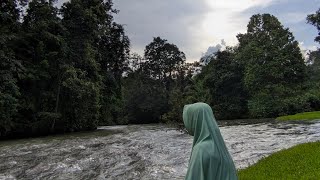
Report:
1,120,320,179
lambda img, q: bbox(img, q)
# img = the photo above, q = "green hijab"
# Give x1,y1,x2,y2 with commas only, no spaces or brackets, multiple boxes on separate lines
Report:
183,102,238,180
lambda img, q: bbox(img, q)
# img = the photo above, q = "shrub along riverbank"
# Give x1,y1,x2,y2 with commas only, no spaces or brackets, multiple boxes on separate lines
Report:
276,111,320,121
238,141,320,179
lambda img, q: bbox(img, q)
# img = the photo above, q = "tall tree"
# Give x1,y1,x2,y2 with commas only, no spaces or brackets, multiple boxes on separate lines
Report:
143,36,186,114
0,0,22,136
162,65,195,123
60,0,115,130
141,37,187,122
98,23,130,83
237,14,307,117
307,50,320,83
307,9,320,83
201,48,248,119
144,37,186,82
0,0,134,137
61,0,111,82
19,0,65,112
307,9,320,44
97,22,130,124
305,11,320,111
10,0,67,135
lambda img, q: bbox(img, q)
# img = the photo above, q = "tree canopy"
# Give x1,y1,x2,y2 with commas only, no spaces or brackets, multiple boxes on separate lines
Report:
0,0,130,138
236,14,307,117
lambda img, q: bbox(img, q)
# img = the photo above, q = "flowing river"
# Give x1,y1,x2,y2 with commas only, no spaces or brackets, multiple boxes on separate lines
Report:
1,120,320,179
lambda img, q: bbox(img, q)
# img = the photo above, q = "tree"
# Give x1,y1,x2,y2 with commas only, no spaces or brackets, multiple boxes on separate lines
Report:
162,67,196,123
0,0,22,136
237,14,307,117
59,0,116,130
143,36,186,115
121,37,187,123
127,53,144,73
304,11,320,112
0,0,135,137
97,22,130,125
144,37,186,82
307,50,320,83
98,23,130,83
20,0,65,111
59,66,100,130
197,48,248,119
122,72,168,124
307,9,320,44
307,9,320,83
61,0,108,82
8,0,67,135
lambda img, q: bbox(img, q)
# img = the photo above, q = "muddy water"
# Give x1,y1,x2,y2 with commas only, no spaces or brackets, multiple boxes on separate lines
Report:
1,120,320,179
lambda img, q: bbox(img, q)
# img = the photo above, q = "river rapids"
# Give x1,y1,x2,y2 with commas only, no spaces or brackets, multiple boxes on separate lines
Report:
1,120,320,179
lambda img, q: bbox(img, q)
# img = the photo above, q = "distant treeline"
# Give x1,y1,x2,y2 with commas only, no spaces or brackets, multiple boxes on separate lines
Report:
1,0,320,138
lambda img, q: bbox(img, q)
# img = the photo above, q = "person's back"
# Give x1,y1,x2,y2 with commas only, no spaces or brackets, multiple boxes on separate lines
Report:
183,102,238,180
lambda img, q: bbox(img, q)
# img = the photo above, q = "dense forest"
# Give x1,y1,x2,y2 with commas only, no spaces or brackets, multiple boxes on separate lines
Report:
1,0,320,138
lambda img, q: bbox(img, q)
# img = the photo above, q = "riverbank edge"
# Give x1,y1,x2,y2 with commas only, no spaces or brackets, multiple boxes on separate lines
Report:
238,141,320,179
1,118,277,140
276,111,320,121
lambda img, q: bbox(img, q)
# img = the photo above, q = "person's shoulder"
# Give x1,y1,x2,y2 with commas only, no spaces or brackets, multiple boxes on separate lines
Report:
193,141,213,155
194,141,213,150
193,141,219,160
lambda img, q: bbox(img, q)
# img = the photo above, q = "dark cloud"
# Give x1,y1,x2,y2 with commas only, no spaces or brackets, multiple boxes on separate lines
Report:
54,0,319,61
113,0,211,61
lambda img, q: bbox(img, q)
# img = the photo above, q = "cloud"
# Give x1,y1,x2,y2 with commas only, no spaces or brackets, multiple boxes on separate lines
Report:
54,0,319,62
201,0,277,44
299,41,317,59
113,0,211,62
282,12,311,24
203,39,227,57
113,0,278,62
299,42,317,51
241,0,319,52
199,39,228,65
55,0,67,7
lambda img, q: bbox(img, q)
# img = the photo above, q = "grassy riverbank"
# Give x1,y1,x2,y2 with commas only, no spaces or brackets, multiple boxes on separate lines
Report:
238,141,320,179
276,111,320,121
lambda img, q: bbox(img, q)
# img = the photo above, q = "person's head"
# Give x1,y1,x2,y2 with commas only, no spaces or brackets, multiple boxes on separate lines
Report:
183,102,218,137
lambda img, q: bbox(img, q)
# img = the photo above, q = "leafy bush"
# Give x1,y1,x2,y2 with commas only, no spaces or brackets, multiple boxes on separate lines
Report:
123,73,168,124
304,90,320,111
248,90,320,118
60,68,100,131
34,112,63,134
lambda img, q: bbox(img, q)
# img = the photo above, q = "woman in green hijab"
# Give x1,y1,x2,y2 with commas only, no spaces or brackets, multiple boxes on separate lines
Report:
183,102,238,180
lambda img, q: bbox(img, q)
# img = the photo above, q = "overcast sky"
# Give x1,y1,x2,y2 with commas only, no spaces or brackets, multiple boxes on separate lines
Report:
56,0,320,62
112,0,320,62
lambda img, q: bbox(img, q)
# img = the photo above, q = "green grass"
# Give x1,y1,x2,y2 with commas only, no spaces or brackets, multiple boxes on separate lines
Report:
276,111,320,121
238,141,320,180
